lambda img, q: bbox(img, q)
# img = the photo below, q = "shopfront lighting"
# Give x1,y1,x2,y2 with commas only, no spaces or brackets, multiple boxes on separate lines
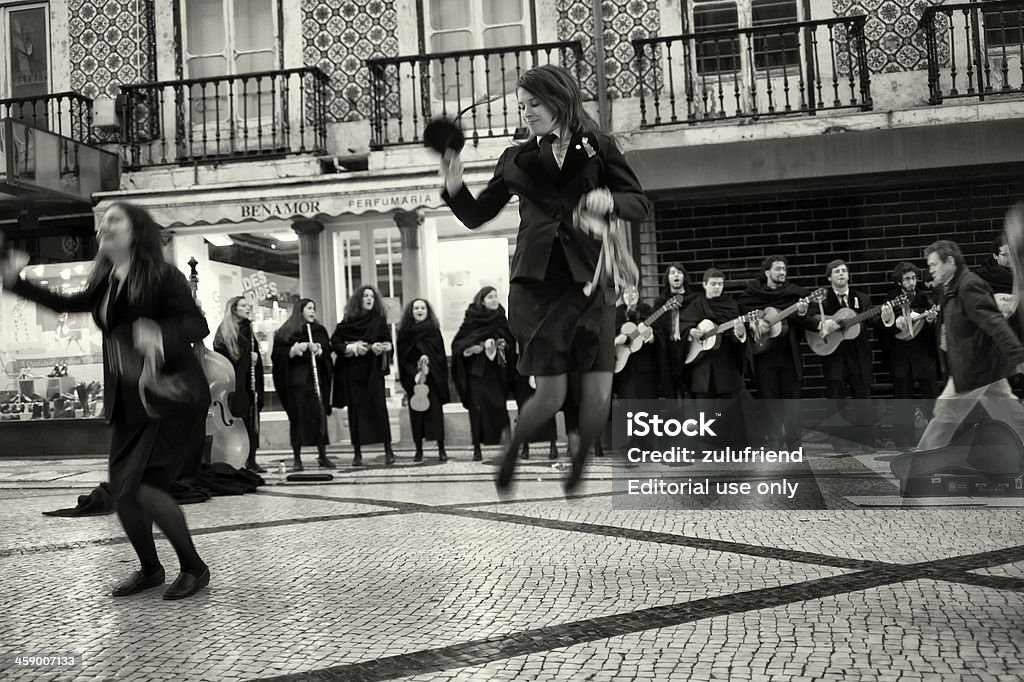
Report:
205,234,234,247
271,232,299,242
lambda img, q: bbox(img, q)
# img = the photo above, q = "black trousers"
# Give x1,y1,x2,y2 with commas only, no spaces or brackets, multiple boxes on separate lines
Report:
753,362,802,447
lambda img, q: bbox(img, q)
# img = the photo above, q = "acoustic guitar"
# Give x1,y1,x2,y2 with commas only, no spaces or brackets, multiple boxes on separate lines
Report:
613,294,685,374
894,304,940,341
684,310,764,365
994,293,1018,319
750,288,827,355
410,355,430,412
806,293,908,356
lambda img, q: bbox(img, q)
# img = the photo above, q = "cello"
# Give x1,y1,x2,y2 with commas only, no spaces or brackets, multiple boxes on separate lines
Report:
187,258,249,468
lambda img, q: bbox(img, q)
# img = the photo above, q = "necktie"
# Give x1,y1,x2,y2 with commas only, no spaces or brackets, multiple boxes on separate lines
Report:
539,133,559,179
840,294,847,308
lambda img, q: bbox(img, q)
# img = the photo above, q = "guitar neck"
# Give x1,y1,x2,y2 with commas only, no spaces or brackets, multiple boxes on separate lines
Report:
764,300,801,324
840,299,901,327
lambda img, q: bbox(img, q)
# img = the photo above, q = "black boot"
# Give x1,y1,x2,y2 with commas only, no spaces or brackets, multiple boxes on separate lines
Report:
521,442,530,460
246,456,266,473
438,443,448,462
413,440,423,463
352,446,363,467
318,454,337,469
548,441,559,459
292,449,304,472
384,442,395,465
472,443,483,461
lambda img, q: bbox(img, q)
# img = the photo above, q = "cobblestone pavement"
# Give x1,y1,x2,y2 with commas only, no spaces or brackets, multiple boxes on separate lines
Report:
1,444,1023,681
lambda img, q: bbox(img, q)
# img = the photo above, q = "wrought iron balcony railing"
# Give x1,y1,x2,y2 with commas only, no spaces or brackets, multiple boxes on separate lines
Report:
920,0,1024,104
366,41,584,150
0,91,95,144
632,15,871,127
118,67,329,170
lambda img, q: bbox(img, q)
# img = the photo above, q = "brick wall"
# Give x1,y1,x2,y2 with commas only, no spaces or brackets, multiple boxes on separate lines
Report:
651,170,1024,397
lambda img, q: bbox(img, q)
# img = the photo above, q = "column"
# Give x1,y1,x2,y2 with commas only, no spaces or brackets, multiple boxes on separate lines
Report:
293,218,324,307
394,209,424,303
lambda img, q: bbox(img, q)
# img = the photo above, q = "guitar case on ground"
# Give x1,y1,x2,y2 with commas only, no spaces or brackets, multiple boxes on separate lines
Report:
890,420,1024,497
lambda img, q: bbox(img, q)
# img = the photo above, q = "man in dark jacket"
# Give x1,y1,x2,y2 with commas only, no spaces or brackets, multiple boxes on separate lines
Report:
737,255,811,449
917,240,1024,450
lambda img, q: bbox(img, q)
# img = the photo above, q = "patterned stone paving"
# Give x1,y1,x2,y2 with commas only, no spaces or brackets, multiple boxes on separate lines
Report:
1,448,1022,681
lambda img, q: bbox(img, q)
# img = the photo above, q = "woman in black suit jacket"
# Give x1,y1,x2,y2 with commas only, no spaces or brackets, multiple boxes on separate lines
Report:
213,295,265,472
0,202,212,600
441,64,651,491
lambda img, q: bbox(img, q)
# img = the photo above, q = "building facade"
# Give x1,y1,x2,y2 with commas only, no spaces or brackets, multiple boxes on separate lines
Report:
1,0,1022,450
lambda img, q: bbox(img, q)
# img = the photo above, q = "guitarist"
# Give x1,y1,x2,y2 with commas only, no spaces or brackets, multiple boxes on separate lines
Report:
679,268,747,399
973,234,1024,398
736,255,811,450
808,260,894,451
882,263,939,447
613,286,663,399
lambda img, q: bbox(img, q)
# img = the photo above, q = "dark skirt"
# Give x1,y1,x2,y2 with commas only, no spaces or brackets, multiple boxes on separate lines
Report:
108,402,207,500
285,384,329,447
347,377,391,446
409,399,445,443
509,280,615,376
467,371,510,445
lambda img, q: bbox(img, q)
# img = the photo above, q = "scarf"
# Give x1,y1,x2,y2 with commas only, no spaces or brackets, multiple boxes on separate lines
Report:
736,280,808,311
396,320,450,401
451,303,514,354
975,258,1013,294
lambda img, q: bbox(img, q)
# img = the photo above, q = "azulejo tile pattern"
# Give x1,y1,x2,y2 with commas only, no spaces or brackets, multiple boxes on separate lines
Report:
301,0,399,122
833,0,950,74
558,0,661,99
68,0,155,99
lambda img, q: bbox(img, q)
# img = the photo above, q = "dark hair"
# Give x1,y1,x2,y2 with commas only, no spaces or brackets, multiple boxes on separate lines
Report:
924,240,965,268
517,64,599,135
761,255,787,274
891,262,920,284
660,262,690,298
703,267,725,283
276,297,316,342
86,201,167,305
825,259,847,279
472,286,498,309
344,285,386,320
398,298,439,333
991,233,1007,255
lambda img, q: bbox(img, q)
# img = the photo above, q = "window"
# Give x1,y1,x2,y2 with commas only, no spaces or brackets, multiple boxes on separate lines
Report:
982,6,1023,52
689,0,799,75
180,0,278,146
425,0,531,101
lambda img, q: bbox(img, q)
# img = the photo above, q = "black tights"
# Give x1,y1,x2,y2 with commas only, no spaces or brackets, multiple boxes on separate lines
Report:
116,484,204,575
293,442,326,459
505,372,612,471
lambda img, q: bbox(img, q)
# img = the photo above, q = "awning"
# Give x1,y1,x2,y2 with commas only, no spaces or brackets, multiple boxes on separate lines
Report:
93,166,499,228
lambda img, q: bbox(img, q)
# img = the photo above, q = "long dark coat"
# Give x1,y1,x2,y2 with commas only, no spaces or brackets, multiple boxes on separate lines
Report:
272,322,332,447
12,264,210,498
331,312,392,446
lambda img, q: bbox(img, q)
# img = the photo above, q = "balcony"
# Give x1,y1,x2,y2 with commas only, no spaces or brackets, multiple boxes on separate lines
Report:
920,0,1024,104
118,67,329,170
0,91,95,145
631,15,872,127
366,41,584,150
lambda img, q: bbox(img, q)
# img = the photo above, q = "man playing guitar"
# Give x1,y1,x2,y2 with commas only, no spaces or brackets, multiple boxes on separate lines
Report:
679,268,747,399
737,255,813,450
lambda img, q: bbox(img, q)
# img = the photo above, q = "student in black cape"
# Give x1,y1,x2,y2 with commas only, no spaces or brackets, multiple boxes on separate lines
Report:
213,295,265,472
271,298,334,471
331,285,395,466
679,268,748,399
396,298,450,462
1,202,211,600
441,64,651,490
451,286,515,461
653,263,700,399
613,286,664,400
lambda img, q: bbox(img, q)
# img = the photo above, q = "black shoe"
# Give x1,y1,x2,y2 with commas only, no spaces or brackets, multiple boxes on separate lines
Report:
520,443,530,460
293,458,304,472
495,447,518,490
563,453,586,494
384,449,396,466
246,461,266,474
163,566,210,600
438,446,448,462
317,455,337,469
413,449,423,463
112,567,165,597
352,454,363,467
549,443,559,459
